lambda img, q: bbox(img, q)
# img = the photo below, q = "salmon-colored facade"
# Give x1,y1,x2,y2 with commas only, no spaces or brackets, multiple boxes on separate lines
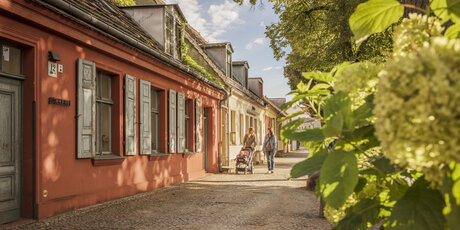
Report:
0,0,224,222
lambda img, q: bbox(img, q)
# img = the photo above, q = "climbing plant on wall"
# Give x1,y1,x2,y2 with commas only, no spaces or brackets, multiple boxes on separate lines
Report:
282,0,460,229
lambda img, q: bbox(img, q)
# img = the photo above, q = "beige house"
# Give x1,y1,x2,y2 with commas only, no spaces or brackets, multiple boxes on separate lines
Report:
264,97,287,155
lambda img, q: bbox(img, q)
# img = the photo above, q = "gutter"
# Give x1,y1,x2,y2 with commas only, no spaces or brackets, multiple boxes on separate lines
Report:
41,0,226,95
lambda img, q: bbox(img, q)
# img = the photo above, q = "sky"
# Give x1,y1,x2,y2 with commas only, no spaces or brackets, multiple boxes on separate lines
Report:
166,0,292,100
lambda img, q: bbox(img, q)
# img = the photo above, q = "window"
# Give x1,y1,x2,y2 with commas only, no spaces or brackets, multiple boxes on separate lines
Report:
244,67,248,88
165,13,182,60
1,43,22,76
185,99,192,151
254,118,258,143
175,21,182,60
96,71,113,155
239,113,244,144
165,13,173,56
151,88,160,153
230,110,236,145
226,51,232,77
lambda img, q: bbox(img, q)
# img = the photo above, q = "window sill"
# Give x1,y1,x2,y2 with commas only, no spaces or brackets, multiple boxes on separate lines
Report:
92,154,125,166
148,152,169,160
182,151,195,155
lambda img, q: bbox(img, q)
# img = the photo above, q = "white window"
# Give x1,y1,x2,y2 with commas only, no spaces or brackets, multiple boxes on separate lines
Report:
165,14,182,60
151,88,160,153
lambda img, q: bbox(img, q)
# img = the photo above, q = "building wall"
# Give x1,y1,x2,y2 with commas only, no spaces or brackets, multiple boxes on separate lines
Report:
1,0,224,219
227,92,265,165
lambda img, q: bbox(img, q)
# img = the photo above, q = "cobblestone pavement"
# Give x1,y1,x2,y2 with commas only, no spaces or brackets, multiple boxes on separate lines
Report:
11,150,332,230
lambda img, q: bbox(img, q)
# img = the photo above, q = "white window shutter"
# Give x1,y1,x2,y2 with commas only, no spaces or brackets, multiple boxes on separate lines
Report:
125,74,137,156
77,59,96,158
169,89,177,153
195,99,202,152
177,92,185,153
139,80,151,155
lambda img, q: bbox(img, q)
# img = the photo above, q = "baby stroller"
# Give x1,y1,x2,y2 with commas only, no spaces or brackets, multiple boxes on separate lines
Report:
235,148,255,174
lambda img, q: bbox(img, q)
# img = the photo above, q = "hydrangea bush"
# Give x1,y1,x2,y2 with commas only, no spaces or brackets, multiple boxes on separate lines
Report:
282,1,460,229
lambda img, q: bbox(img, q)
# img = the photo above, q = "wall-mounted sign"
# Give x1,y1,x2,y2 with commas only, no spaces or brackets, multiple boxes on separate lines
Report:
48,97,71,106
48,61,57,78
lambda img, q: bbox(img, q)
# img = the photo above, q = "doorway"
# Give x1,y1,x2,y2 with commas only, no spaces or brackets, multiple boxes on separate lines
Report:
203,108,209,172
0,76,22,224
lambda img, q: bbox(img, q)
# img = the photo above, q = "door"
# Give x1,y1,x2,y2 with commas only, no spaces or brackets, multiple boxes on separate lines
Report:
221,108,228,167
0,77,21,224
203,108,209,172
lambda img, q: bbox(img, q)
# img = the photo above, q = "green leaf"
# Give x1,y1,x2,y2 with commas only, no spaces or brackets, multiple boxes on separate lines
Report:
441,163,460,229
290,148,328,178
302,71,334,83
310,83,332,91
320,150,359,209
386,177,445,230
324,92,354,131
432,0,460,23
279,110,304,122
323,111,344,137
333,198,380,230
353,94,375,124
281,120,325,143
445,23,460,38
349,0,404,42
354,176,368,194
372,157,395,174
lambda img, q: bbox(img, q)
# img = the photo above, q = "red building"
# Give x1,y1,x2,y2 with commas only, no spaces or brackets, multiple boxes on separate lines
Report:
0,0,225,223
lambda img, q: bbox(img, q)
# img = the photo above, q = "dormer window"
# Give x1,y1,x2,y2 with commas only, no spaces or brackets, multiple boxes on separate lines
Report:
121,4,186,61
165,14,173,55
226,51,232,78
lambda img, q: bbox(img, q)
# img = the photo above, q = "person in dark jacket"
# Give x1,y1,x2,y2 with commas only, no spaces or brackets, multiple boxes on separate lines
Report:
242,127,257,151
262,128,277,174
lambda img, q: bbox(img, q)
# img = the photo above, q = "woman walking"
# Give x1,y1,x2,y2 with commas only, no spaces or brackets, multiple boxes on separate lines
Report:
262,128,277,174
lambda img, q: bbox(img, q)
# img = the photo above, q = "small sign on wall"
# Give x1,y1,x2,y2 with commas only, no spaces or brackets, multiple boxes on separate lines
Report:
48,61,57,78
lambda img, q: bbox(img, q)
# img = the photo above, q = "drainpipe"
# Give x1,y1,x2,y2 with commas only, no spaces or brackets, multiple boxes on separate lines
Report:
218,88,230,173
32,101,37,219
41,0,226,95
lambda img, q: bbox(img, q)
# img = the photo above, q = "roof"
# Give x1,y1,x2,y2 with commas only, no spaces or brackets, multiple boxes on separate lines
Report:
201,42,234,53
232,61,249,68
120,4,187,23
268,98,286,108
45,0,161,51
31,0,226,93
249,77,263,83
264,96,286,116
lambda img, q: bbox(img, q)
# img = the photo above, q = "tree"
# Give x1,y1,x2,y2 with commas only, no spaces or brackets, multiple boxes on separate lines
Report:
236,0,392,89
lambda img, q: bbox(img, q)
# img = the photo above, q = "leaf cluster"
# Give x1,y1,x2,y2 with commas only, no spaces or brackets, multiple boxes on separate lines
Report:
280,1,460,229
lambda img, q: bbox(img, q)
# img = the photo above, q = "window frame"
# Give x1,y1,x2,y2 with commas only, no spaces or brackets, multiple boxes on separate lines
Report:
185,99,192,152
226,51,232,78
151,87,160,154
165,13,174,56
96,71,114,156
0,42,24,78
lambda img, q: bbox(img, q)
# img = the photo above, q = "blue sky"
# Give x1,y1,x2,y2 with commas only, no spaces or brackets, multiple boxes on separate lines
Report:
166,0,292,100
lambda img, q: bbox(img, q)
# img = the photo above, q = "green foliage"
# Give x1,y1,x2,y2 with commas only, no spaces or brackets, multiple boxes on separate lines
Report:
320,150,359,209
262,0,392,89
386,178,445,230
281,0,460,229
180,25,223,86
349,0,404,43
290,148,328,178
112,0,136,6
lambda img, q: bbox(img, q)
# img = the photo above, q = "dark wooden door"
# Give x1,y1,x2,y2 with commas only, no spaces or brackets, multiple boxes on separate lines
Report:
0,77,21,224
203,108,209,172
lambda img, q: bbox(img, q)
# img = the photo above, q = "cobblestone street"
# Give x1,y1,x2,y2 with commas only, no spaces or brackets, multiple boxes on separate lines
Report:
9,150,331,230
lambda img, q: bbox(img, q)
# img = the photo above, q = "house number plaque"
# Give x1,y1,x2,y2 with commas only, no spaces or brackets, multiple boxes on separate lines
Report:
48,97,71,106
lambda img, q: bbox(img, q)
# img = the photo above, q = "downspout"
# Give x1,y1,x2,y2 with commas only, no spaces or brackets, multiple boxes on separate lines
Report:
42,0,226,94
218,88,230,173
32,101,37,219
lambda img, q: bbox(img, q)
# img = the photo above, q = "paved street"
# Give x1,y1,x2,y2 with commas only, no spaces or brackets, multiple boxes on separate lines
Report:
10,150,331,230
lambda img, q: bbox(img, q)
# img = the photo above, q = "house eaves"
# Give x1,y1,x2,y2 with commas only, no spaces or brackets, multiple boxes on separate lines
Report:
33,0,226,94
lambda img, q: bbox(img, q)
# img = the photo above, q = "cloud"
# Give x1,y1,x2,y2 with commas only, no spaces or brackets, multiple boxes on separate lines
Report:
260,21,265,27
245,37,265,50
169,0,244,42
263,66,282,71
